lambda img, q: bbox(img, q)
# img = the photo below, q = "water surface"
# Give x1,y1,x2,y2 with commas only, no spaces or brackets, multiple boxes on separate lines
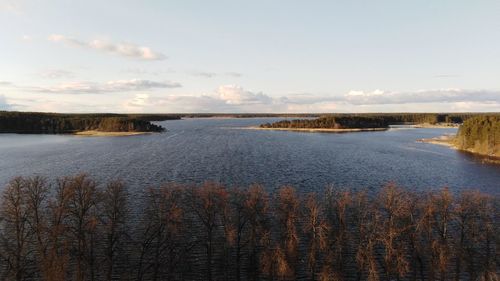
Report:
0,118,498,194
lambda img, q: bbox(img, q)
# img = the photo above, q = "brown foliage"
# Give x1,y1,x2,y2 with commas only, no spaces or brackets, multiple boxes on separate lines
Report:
0,176,498,281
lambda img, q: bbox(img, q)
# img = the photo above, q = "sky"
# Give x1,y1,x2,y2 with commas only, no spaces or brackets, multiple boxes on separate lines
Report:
0,0,499,113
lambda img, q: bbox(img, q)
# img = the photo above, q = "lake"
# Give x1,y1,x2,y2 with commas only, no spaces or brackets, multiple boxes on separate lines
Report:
0,118,498,195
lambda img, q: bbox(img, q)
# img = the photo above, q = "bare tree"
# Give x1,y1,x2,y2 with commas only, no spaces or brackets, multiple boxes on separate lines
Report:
101,180,129,281
420,188,453,281
245,184,270,281
375,183,410,280
31,177,74,281
0,177,31,281
65,174,100,281
303,193,329,281
325,187,352,277
136,184,185,281
227,187,247,281
188,182,228,281
273,186,300,280
354,191,379,281
24,176,50,280
405,191,426,281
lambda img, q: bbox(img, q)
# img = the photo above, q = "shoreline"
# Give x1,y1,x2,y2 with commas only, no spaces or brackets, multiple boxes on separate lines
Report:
412,123,460,129
417,134,457,148
418,134,500,164
73,130,153,137
244,126,388,133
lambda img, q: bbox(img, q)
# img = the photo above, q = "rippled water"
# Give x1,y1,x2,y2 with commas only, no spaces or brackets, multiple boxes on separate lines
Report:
0,118,498,194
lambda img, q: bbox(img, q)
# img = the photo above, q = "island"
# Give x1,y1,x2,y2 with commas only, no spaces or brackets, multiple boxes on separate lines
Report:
255,113,496,133
0,111,179,136
419,115,500,160
258,116,390,132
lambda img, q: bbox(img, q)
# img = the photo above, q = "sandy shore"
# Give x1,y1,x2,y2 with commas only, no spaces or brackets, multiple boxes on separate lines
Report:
74,130,152,137
244,126,388,133
418,134,500,163
413,123,460,128
417,134,457,148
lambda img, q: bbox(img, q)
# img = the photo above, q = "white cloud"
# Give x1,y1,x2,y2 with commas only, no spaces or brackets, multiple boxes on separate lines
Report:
120,87,500,113
189,71,242,78
7,81,500,113
191,71,217,78
217,85,272,105
0,94,11,110
21,35,32,41
225,72,242,78
48,34,166,61
343,89,500,105
35,79,181,94
39,69,74,79
0,0,23,13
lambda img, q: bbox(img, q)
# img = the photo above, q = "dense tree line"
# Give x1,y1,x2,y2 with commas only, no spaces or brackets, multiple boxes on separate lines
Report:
2,111,498,134
455,116,500,157
0,112,173,134
0,175,497,281
260,114,500,130
260,116,390,129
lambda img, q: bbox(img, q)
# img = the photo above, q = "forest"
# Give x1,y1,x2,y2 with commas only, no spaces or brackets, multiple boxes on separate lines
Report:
0,112,176,134
455,115,500,157
2,111,498,134
0,175,497,281
260,116,390,129
259,113,499,130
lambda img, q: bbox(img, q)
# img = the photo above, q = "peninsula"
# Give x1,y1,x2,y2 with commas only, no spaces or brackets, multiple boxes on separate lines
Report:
0,111,176,135
419,115,500,159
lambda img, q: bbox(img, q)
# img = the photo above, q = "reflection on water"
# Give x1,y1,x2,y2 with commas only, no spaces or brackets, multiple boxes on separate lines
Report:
0,118,498,194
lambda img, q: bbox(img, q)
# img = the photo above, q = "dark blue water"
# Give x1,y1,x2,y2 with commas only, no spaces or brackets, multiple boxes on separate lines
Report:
0,118,498,194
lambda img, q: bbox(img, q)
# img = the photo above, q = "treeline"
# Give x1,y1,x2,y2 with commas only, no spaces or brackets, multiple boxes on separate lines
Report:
260,116,389,129
324,113,486,124
260,113,500,130
0,112,174,134
320,113,499,124
455,115,500,157
0,175,498,281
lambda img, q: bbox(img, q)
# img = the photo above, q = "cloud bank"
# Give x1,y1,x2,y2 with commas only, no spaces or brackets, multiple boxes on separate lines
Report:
39,69,74,79
0,95,11,110
123,86,500,113
344,89,500,105
6,81,500,113
34,79,181,94
48,34,166,61
190,71,243,78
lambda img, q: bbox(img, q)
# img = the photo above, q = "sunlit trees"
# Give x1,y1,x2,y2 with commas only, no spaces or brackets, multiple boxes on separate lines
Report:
324,187,352,279
65,174,101,281
303,193,329,281
24,176,50,281
0,175,498,281
273,186,300,280
375,183,411,280
101,180,129,281
188,182,228,281
0,177,31,281
136,184,185,281
244,184,270,281
354,191,379,281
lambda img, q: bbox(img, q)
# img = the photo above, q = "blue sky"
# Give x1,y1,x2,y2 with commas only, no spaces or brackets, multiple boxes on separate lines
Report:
1,0,499,113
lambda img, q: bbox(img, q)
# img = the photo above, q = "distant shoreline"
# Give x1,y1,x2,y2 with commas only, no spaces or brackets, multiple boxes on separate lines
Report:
412,123,460,129
73,130,152,137
244,126,388,133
